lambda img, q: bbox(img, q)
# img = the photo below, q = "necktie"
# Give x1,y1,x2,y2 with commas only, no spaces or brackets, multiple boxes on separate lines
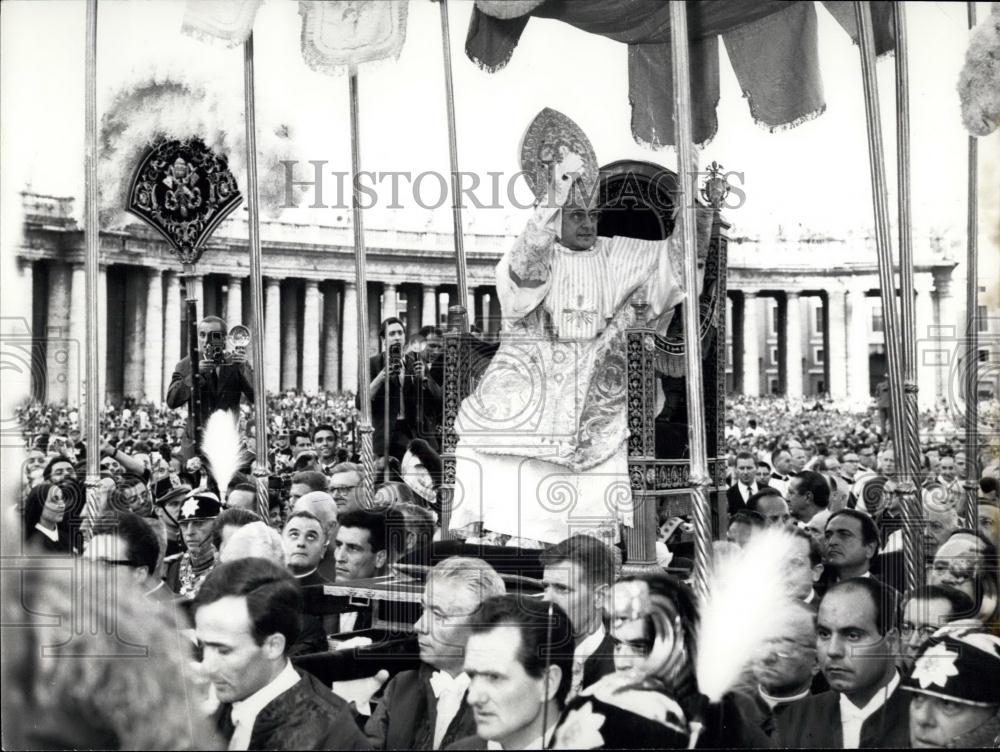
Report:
216,703,235,742
430,672,469,750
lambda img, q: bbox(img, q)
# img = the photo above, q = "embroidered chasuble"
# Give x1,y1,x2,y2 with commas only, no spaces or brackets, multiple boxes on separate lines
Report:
450,205,685,543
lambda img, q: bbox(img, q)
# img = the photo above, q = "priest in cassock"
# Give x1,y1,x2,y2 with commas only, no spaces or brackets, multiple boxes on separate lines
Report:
450,112,703,545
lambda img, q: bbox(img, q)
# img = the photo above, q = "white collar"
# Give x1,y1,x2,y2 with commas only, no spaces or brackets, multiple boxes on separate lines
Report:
34,522,59,543
293,568,318,579
486,722,557,750
574,625,606,664
839,670,900,719
803,589,815,604
758,684,811,709
429,669,470,698
230,660,300,730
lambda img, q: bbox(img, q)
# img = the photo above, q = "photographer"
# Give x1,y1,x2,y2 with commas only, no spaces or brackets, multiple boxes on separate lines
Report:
362,317,442,462
166,315,254,458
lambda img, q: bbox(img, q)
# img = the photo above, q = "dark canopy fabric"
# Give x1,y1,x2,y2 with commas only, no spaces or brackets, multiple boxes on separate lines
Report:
466,0,896,146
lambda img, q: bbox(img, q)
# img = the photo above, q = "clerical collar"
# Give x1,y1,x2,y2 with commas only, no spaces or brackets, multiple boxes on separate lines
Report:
293,568,318,579
758,684,811,709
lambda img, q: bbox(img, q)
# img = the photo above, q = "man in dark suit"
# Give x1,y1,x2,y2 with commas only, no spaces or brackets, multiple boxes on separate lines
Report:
83,510,174,603
364,317,442,462
362,557,507,750
539,535,616,698
166,315,253,458
727,450,762,516
194,558,370,751
447,595,574,750
776,578,908,748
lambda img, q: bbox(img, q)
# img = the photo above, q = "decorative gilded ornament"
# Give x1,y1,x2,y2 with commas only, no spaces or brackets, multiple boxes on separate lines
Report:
127,137,242,265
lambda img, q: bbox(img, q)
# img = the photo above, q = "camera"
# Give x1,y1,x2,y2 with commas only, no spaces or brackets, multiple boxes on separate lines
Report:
388,342,403,377
204,330,228,364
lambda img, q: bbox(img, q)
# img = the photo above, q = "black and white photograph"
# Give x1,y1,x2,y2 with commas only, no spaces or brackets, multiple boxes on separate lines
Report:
1,0,998,749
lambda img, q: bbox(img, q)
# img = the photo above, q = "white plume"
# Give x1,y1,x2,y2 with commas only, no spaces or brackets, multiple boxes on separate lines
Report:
695,527,803,702
201,410,249,500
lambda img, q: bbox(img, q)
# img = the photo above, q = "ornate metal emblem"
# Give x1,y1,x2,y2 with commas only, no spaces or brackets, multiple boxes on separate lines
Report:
519,108,599,202
699,161,730,209
127,137,242,265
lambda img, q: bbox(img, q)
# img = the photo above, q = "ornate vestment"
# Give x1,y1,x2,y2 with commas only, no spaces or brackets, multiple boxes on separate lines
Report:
449,205,684,543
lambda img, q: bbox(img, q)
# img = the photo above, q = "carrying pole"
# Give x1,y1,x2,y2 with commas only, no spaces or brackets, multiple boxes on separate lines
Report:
83,0,101,526
436,0,470,331
349,69,376,508
855,1,920,590
962,1,980,529
243,34,272,519
668,0,712,602
892,2,923,589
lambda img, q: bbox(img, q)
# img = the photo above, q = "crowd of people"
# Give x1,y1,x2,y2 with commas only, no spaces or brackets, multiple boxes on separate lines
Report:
8,367,1000,749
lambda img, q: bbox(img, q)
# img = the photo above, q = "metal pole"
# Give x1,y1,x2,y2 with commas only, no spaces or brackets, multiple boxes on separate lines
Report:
893,1,923,589
963,1,980,529
83,0,100,526
436,0,469,331
350,69,376,507
855,1,919,590
668,1,712,602
243,34,271,518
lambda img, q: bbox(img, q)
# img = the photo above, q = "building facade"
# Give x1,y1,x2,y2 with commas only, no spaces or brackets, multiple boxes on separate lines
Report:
17,192,997,409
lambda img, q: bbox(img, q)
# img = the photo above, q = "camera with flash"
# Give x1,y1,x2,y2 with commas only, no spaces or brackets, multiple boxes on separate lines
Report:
203,324,251,365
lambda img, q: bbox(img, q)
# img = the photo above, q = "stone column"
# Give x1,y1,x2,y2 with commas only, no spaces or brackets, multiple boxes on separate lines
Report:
784,291,803,398
826,289,848,399
302,280,320,394
45,263,72,403
98,265,107,404
66,264,86,407
281,279,299,390
932,268,955,403
264,277,282,393
163,272,181,396
421,284,437,327
122,268,147,399
144,268,164,401
185,274,204,322
915,274,937,409
322,285,341,392
405,287,421,338
382,282,397,323
742,291,761,396
226,275,244,328
847,286,871,402
488,287,502,333
342,282,359,392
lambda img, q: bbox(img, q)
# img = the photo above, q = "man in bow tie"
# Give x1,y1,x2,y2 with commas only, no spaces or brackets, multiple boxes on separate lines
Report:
362,557,507,750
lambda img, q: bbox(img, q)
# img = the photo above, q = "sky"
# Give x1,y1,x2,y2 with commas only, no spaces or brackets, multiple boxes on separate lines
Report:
1,1,997,264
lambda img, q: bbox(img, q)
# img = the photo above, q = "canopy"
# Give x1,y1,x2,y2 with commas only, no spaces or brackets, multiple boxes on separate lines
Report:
467,0,896,146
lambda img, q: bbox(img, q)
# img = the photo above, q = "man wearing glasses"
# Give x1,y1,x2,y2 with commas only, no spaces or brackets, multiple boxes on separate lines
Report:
898,584,974,665
82,511,171,602
777,578,909,747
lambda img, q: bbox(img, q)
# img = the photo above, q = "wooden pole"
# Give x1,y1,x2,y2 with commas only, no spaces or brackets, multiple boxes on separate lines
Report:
893,2,923,589
243,34,271,518
350,69,376,508
963,1,980,529
83,0,101,525
855,1,919,590
668,0,712,601
436,0,469,331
